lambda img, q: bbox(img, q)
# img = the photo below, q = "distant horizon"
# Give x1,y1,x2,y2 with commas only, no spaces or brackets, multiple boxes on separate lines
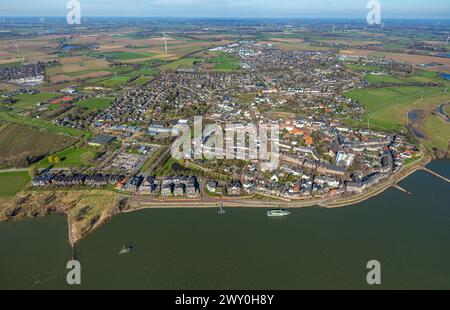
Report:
0,0,449,20
2,16,450,21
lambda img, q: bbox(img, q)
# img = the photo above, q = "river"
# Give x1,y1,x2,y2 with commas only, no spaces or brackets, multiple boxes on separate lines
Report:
1,160,449,290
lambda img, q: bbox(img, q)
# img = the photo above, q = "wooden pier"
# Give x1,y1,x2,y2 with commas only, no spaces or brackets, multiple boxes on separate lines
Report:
392,184,412,195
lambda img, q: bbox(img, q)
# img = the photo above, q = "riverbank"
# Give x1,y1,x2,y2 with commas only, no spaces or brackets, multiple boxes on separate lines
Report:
0,153,438,246
127,154,432,212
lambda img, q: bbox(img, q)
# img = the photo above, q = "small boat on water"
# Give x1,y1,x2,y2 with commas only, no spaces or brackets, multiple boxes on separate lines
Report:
119,245,132,255
267,209,291,217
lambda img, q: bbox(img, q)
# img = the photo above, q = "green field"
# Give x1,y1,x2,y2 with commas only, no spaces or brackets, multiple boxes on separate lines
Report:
131,76,153,86
422,115,450,149
364,71,450,87
123,69,159,79
37,147,99,168
160,58,203,70
160,52,239,72
65,69,109,77
408,71,450,86
364,74,403,85
345,86,450,130
96,76,130,88
0,123,78,168
0,110,86,137
76,97,113,110
275,42,334,51
209,52,239,71
0,171,30,197
345,63,382,72
12,92,60,111
95,51,156,60
444,105,450,116
0,61,22,68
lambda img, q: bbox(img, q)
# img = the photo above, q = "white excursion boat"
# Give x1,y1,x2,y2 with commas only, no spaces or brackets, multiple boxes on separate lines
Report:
267,209,291,217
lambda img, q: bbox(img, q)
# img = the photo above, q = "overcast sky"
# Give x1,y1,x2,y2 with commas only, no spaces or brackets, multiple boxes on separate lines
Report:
0,0,449,19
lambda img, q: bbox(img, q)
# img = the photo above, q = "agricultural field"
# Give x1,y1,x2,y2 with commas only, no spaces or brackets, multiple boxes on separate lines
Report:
0,60,22,68
92,76,130,89
209,52,240,71
340,49,450,72
421,115,450,149
344,63,382,72
46,56,112,83
345,86,450,130
364,74,404,85
159,52,239,72
160,58,204,70
364,71,450,86
0,36,60,63
0,110,86,137
131,76,153,86
76,97,114,110
274,42,335,51
10,92,60,111
0,123,77,168
0,171,30,197
93,51,157,61
0,83,19,93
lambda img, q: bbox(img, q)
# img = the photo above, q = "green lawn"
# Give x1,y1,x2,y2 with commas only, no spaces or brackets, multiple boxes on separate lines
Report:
37,147,98,168
76,97,113,110
0,171,30,197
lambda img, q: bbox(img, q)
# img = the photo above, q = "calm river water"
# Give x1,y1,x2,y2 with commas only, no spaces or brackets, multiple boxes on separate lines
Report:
1,160,449,289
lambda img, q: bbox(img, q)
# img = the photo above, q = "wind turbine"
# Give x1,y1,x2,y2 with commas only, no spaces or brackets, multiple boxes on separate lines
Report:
332,25,335,33
15,40,23,62
380,22,385,31
14,39,21,55
445,34,450,45
162,32,168,52
14,40,25,65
